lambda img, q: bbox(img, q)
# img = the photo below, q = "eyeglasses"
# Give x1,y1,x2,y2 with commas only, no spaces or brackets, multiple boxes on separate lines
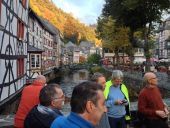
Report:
53,94,65,101
149,77,157,80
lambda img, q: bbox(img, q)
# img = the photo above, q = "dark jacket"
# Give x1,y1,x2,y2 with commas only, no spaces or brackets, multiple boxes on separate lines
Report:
24,105,63,128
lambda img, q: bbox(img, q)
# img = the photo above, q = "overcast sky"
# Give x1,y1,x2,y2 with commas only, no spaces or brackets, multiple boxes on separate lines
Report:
52,0,105,25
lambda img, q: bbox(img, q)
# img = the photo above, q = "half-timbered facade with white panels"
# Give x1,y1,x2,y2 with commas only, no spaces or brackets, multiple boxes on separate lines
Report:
37,17,56,75
157,17,170,59
55,33,64,67
27,9,44,80
43,30,55,73
0,0,29,105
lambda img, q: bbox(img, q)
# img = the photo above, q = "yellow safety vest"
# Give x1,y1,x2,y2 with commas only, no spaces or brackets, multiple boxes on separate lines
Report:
104,80,131,121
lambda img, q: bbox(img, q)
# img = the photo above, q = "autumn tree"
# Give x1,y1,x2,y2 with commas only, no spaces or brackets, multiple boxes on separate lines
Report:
79,56,86,63
30,0,98,44
103,0,170,70
96,16,132,65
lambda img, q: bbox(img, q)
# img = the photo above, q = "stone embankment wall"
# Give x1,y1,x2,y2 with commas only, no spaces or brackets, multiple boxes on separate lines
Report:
104,68,170,101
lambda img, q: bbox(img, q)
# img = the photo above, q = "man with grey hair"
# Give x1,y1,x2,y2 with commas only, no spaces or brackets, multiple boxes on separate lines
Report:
91,72,110,128
24,84,64,128
91,72,106,89
51,81,107,128
104,70,130,128
138,72,169,128
15,75,46,128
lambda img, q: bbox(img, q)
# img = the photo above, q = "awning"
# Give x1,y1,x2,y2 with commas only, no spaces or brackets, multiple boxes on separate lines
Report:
27,45,44,53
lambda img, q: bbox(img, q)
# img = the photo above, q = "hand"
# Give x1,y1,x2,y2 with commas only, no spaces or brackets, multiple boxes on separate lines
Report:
155,110,167,118
115,99,123,105
164,107,169,115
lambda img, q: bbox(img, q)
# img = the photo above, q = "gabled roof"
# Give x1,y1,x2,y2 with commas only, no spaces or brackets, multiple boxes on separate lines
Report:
65,41,77,47
157,16,170,32
29,9,45,28
29,8,60,35
37,16,58,35
79,41,95,47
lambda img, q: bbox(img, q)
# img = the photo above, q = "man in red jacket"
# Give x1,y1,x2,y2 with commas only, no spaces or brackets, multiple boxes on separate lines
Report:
14,75,46,128
138,72,169,128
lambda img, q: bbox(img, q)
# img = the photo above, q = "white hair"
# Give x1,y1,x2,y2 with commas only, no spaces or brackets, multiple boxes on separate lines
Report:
112,70,123,79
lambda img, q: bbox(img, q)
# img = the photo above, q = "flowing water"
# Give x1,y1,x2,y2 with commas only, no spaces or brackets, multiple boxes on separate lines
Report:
58,69,89,115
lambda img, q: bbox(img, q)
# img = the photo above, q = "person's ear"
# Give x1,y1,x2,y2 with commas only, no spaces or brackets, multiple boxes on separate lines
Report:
51,99,59,107
51,100,55,106
86,101,95,113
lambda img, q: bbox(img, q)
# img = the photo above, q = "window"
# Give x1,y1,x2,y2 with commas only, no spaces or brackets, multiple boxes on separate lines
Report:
167,50,170,58
36,40,38,47
167,42,170,46
22,0,27,8
37,27,38,35
31,54,41,68
29,19,34,32
32,20,34,31
49,41,50,47
17,20,24,40
32,36,34,46
17,58,24,77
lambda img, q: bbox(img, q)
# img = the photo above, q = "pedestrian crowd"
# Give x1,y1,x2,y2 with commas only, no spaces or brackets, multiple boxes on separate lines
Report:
14,70,169,128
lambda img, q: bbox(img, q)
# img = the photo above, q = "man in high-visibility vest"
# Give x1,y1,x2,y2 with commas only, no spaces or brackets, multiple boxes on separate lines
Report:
104,70,131,128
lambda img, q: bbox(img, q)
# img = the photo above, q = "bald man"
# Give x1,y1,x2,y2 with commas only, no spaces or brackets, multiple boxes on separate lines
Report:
138,72,169,128
14,75,46,128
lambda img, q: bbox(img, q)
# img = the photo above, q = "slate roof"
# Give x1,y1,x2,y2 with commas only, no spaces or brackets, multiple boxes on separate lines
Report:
29,8,60,35
27,45,44,53
37,16,59,35
79,41,95,47
65,41,77,47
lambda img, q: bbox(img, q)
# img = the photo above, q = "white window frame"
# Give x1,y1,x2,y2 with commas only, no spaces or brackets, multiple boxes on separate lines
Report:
30,54,41,68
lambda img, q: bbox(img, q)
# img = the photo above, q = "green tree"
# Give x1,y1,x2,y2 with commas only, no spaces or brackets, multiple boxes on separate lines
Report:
87,54,101,64
96,16,132,65
103,0,170,70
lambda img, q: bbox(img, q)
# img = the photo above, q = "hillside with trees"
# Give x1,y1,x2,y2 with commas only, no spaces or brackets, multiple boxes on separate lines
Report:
30,0,99,45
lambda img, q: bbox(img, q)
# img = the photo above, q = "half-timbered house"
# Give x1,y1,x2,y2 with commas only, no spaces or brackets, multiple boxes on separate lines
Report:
0,0,29,106
27,9,44,80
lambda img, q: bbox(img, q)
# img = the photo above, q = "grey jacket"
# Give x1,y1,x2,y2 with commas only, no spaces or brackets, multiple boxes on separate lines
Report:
96,113,110,128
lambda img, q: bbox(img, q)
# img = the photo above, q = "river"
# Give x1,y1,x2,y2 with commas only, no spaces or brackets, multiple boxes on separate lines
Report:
57,69,170,115
57,69,89,115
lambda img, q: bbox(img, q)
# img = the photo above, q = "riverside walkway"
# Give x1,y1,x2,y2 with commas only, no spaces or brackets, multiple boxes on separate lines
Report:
1,99,170,128
103,66,170,91
1,67,170,128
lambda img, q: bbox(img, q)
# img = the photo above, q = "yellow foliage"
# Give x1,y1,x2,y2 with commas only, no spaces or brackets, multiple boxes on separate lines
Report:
30,0,98,45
